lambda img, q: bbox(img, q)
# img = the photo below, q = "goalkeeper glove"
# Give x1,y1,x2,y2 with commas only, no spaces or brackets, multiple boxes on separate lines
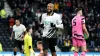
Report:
30,49,35,56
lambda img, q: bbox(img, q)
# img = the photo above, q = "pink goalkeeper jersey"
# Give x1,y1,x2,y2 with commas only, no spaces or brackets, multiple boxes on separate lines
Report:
72,14,85,39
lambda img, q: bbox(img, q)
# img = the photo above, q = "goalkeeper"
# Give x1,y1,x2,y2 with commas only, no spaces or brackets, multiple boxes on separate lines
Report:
24,25,35,56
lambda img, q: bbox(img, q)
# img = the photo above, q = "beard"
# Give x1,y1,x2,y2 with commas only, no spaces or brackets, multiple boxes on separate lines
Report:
47,10,53,15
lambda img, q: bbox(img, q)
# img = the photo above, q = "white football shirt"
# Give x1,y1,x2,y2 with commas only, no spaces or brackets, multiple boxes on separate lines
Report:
41,13,63,37
13,24,26,40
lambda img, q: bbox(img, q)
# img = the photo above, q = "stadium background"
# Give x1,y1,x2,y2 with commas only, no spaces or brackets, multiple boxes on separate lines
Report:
0,0,100,56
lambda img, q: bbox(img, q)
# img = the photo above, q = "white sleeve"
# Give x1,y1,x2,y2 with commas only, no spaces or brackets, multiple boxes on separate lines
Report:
56,14,63,29
22,25,26,31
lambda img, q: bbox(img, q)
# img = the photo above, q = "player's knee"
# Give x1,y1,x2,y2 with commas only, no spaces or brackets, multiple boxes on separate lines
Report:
82,46,87,52
74,51,78,53
51,52,56,56
74,47,79,52
82,49,87,52
74,49,79,53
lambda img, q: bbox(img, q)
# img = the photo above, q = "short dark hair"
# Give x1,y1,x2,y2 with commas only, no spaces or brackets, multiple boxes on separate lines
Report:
26,25,32,32
15,19,21,23
37,41,42,45
75,8,82,13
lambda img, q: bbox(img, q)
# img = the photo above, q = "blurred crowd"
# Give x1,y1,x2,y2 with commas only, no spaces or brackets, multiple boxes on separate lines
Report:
0,0,100,52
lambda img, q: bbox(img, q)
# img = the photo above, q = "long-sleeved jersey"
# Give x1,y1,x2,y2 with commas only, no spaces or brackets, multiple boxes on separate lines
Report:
41,13,63,38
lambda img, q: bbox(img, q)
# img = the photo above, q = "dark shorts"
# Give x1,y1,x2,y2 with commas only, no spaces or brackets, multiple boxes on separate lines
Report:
13,39,24,50
42,38,57,52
